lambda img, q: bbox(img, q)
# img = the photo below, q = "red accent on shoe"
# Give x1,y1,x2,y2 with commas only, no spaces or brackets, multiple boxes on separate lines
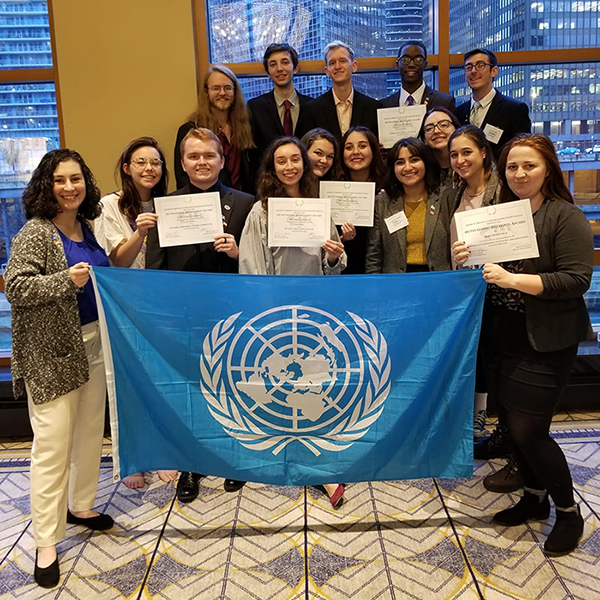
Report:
329,484,345,508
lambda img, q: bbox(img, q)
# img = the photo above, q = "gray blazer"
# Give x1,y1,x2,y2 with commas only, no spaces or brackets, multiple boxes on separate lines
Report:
522,198,594,352
443,169,502,215
5,218,89,404
365,190,452,273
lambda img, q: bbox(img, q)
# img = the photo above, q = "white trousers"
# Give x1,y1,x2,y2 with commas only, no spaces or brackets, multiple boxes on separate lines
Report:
27,321,106,547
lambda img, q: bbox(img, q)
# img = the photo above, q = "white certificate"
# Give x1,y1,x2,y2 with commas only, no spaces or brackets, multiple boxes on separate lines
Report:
377,105,427,148
454,199,540,266
268,197,331,248
154,193,224,248
319,181,375,226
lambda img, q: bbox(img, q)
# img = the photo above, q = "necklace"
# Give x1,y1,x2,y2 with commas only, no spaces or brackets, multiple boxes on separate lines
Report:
405,195,425,204
464,186,485,198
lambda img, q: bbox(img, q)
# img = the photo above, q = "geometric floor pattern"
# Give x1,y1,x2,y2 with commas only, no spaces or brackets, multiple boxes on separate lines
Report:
0,411,599,600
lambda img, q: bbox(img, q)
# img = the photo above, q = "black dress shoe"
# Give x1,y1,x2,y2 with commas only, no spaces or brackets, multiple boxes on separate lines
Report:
177,472,202,503
223,479,246,492
544,505,584,557
493,491,550,526
67,510,114,531
34,550,60,588
474,425,513,460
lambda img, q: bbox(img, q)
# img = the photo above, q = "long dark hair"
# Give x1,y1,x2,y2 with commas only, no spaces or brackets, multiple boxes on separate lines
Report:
383,137,441,200
419,106,461,140
257,137,317,210
448,125,495,178
22,149,101,220
116,137,169,222
498,133,574,204
341,126,385,188
300,128,344,181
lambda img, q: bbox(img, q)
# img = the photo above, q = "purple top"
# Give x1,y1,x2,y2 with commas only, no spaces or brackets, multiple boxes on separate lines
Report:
57,221,109,325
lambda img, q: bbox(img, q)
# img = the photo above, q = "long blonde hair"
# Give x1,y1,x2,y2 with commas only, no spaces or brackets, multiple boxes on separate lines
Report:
189,64,255,151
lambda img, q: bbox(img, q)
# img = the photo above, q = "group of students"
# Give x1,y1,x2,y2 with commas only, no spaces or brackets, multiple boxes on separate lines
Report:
4,40,595,589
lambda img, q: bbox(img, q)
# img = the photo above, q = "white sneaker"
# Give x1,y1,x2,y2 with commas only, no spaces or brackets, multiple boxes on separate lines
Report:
473,409,487,438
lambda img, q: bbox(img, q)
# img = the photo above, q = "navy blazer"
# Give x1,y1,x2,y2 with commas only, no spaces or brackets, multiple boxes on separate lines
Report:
456,90,531,160
381,84,456,114
297,89,381,140
146,182,255,273
248,90,313,154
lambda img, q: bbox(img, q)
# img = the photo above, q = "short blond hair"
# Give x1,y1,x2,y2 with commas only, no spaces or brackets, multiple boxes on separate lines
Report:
180,127,224,158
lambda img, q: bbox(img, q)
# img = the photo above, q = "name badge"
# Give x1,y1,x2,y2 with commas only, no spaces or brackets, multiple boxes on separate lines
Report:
483,123,503,144
385,211,409,234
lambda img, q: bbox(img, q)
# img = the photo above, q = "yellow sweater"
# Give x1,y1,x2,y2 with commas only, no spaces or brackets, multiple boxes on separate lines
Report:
405,199,427,265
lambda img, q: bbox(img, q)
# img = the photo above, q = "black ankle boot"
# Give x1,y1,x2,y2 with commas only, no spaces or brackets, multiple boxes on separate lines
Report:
544,505,584,557
493,491,550,526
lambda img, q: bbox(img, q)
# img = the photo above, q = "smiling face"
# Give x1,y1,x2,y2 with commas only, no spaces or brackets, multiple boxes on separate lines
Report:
464,52,498,97
274,143,304,194
266,50,298,90
307,138,335,179
394,147,426,189
398,44,426,88
423,111,456,152
123,146,163,193
343,132,373,177
324,46,357,86
449,134,486,182
53,159,86,215
206,71,235,112
181,137,224,189
505,145,547,204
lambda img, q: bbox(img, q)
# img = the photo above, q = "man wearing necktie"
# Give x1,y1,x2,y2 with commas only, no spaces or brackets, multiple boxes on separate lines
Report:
248,43,313,171
381,41,456,112
456,48,531,161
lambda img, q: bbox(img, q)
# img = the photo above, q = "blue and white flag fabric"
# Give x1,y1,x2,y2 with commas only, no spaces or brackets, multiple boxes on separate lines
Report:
92,268,486,486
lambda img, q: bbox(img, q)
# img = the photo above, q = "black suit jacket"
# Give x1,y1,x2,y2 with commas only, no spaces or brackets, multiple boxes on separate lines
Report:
297,89,381,140
174,121,254,194
456,90,531,160
248,90,313,154
146,182,255,273
381,84,456,114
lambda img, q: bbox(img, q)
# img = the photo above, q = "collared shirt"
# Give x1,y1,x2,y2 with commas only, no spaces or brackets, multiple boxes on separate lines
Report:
470,88,496,126
332,88,354,135
274,89,300,133
400,82,426,106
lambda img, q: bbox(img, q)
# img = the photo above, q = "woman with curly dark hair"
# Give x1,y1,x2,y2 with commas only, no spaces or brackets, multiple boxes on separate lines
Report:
238,137,346,507
365,137,451,273
5,149,113,588
340,126,385,273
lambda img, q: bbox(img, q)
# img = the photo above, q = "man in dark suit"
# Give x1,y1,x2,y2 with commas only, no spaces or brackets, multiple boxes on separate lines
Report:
456,48,531,161
381,41,455,112
298,41,381,140
248,43,312,165
146,127,254,502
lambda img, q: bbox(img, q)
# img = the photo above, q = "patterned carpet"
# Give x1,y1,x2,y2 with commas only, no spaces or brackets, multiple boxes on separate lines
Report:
0,412,599,600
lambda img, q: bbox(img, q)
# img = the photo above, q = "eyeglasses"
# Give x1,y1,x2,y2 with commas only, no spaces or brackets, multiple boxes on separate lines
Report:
423,119,454,134
398,55,426,66
463,61,493,73
206,85,234,94
130,158,163,170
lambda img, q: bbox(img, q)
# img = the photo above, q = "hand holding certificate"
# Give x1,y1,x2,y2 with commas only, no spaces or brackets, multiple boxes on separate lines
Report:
453,199,539,266
154,193,224,248
377,105,427,148
268,197,331,248
319,181,375,227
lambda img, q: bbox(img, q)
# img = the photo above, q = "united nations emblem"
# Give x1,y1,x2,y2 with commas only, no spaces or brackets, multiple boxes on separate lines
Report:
200,305,391,455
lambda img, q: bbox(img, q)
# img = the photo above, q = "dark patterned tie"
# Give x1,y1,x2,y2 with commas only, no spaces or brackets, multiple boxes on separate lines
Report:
283,100,293,136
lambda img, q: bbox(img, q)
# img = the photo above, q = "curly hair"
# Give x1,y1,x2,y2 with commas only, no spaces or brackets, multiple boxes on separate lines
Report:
257,137,317,210
116,137,169,222
383,137,441,200
300,128,345,181
189,65,255,151
22,148,101,220
341,126,385,189
497,133,574,205
448,125,495,177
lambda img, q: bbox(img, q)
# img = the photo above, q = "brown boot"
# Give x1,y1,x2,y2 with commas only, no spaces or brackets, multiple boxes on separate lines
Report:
483,455,523,493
